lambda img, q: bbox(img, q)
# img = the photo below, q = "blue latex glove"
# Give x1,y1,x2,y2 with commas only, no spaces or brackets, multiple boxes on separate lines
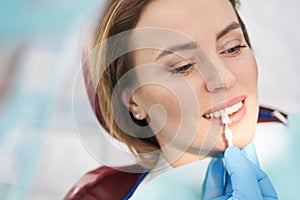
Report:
203,146,278,200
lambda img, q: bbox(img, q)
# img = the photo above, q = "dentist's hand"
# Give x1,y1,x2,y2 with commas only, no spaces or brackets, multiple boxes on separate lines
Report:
203,146,278,200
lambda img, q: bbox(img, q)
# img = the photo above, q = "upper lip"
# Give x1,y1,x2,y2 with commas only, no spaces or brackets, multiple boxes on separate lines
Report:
203,95,246,116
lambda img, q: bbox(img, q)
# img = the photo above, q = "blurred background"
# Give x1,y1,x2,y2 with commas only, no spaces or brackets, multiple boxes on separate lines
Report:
0,0,299,199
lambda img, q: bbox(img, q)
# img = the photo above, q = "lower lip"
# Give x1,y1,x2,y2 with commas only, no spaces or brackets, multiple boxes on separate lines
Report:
204,100,247,126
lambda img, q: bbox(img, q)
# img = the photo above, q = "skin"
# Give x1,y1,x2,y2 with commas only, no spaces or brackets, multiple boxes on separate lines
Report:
126,0,259,167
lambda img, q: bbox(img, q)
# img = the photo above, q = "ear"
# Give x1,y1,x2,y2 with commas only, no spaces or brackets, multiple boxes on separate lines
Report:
122,90,147,120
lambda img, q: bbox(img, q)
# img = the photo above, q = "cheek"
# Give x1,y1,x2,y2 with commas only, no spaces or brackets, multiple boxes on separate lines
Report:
137,85,182,133
137,83,203,147
228,53,259,148
238,52,258,88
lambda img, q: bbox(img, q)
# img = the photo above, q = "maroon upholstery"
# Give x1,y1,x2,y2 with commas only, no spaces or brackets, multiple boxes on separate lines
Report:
64,165,144,200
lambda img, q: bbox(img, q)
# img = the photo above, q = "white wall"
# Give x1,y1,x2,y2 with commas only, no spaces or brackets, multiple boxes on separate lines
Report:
239,0,300,113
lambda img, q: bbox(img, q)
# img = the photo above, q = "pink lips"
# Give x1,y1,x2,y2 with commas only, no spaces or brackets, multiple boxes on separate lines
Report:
203,95,247,126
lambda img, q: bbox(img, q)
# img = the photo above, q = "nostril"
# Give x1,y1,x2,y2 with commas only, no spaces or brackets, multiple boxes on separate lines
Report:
212,87,227,93
206,81,226,92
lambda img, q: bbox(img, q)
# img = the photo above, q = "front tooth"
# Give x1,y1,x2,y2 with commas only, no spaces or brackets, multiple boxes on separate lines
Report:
230,105,237,113
234,101,243,111
232,103,240,112
225,107,233,114
237,101,243,108
213,111,220,118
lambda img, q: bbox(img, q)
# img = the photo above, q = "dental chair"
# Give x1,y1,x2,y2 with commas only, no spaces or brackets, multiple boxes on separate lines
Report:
64,165,145,200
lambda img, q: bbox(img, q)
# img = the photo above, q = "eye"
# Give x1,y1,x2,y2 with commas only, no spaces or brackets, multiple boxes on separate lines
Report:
220,44,247,56
171,63,195,75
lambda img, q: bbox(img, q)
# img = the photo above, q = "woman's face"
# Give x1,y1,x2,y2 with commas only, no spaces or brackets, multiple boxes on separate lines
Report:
129,0,258,166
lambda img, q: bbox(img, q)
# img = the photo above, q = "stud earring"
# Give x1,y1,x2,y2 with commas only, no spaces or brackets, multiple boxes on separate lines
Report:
135,113,141,119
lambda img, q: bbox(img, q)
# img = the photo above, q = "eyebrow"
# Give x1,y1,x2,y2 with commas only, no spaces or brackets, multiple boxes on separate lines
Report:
155,42,198,60
216,22,241,40
155,22,241,60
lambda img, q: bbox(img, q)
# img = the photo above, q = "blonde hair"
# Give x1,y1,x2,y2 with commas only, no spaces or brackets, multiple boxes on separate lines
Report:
87,0,250,168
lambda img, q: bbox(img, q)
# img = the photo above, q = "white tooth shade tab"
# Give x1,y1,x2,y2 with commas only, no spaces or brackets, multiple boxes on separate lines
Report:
222,112,231,124
204,101,243,119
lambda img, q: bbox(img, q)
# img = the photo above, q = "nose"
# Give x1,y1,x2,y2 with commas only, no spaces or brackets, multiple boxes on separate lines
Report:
201,55,236,92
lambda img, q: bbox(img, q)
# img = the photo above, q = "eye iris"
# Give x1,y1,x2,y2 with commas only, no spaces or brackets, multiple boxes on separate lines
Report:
222,44,247,55
228,47,238,53
175,64,192,72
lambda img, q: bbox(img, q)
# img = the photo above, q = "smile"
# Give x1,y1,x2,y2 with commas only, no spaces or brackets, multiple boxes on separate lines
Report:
204,101,243,119
203,95,247,125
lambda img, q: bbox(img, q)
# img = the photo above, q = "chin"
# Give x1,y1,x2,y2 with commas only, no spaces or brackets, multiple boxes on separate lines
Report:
231,123,256,149
234,136,253,149
232,104,258,148
213,123,256,152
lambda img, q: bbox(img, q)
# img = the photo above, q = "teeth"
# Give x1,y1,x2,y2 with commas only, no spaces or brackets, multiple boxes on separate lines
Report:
213,112,220,118
204,101,243,119
225,107,233,114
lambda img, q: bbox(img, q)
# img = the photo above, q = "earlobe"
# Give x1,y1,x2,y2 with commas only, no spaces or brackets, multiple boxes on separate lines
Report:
122,90,146,120
134,113,141,120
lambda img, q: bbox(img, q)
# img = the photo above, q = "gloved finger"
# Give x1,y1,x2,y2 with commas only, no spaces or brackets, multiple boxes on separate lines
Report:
247,161,278,199
241,142,260,167
230,145,277,199
224,171,232,195
224,142,258,196
203,156,225,200
226,146,278,199
224,146,263,200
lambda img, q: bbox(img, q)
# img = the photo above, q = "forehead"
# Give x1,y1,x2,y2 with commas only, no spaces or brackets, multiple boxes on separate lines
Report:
135,0,238,44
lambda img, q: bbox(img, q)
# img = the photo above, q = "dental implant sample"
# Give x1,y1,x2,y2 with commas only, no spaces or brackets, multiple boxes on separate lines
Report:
221,112,233,147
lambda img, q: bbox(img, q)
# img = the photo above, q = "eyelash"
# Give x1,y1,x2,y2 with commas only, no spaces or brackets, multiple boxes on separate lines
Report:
170,44,247,75
171,63,195,75
220,44,247,56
